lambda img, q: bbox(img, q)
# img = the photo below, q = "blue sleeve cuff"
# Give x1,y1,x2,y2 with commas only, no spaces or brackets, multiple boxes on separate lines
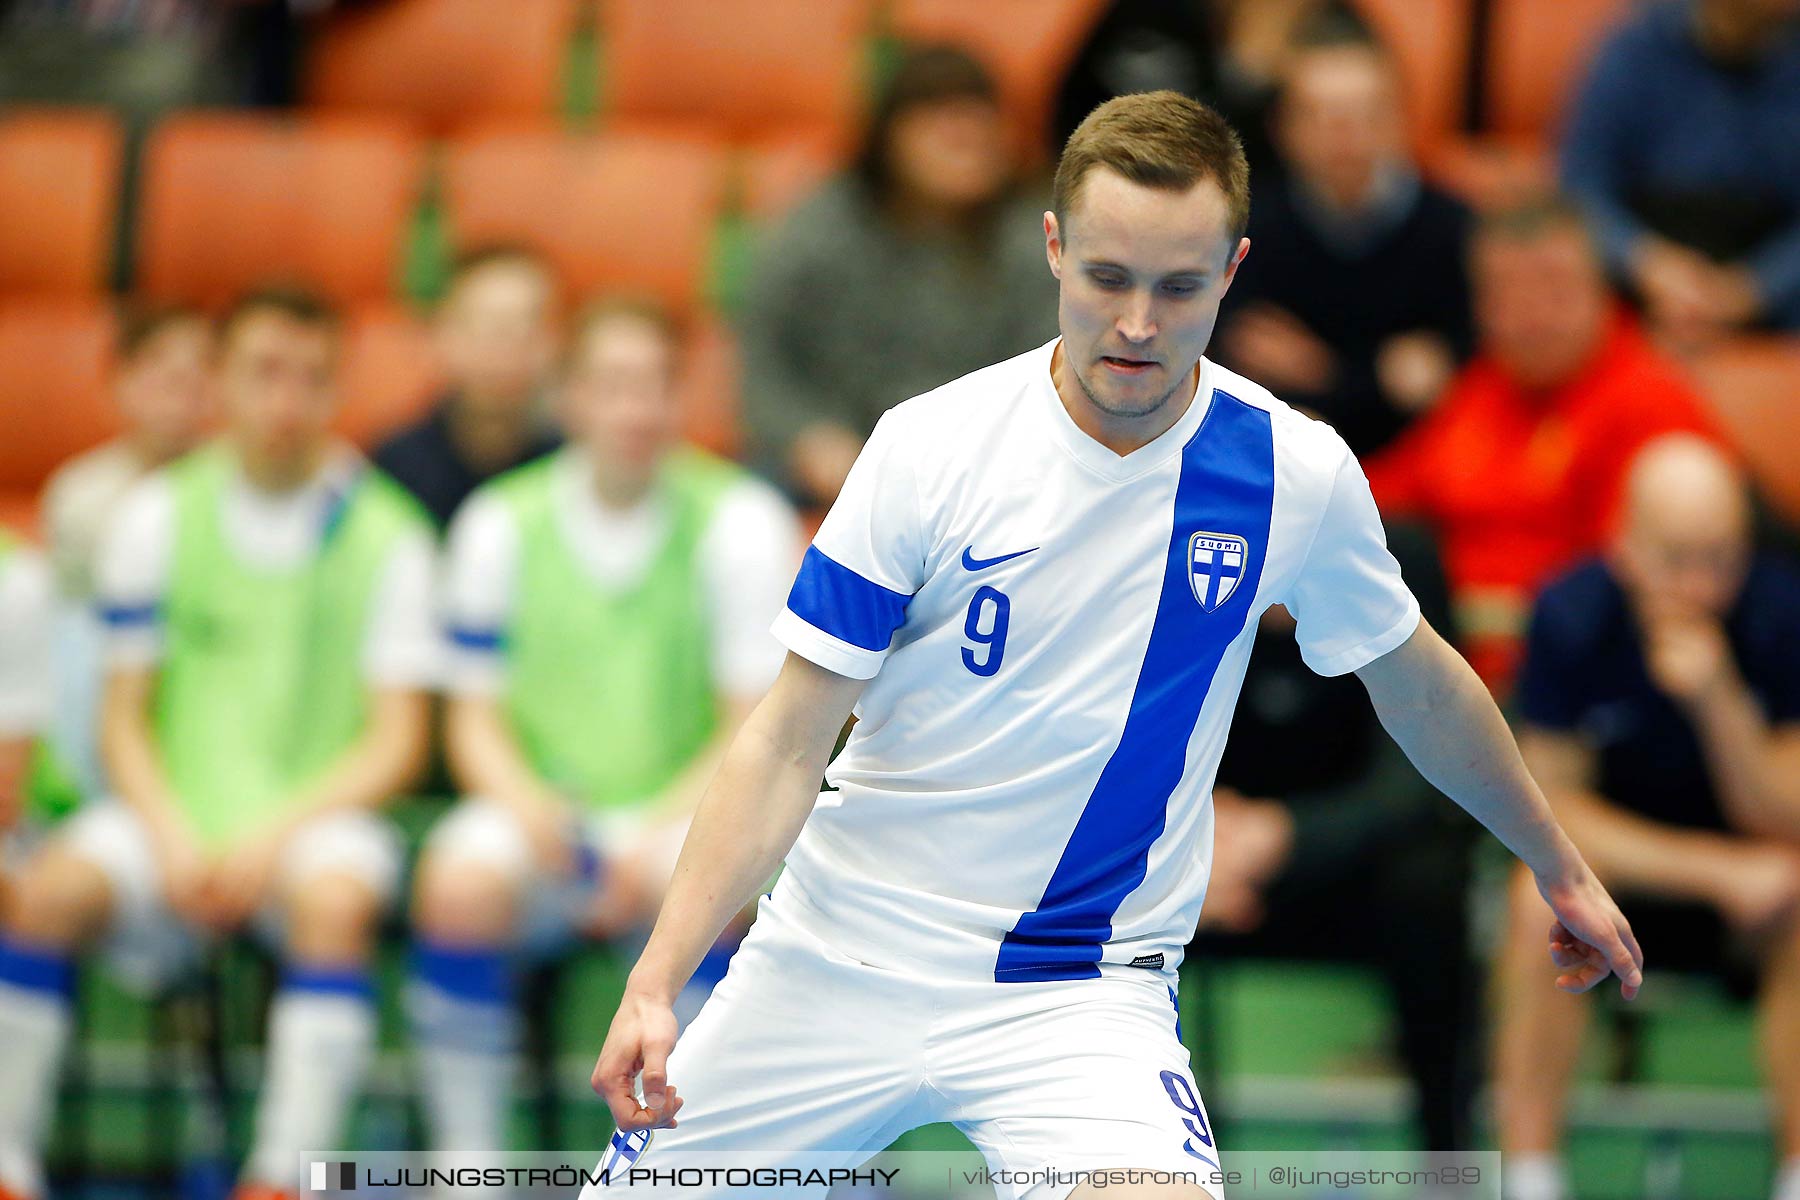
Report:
98,601,159,628
784,546,911,653
447,625,505,653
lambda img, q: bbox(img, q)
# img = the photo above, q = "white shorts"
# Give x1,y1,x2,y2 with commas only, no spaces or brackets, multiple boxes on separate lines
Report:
581,894,1225,1200
421,798,686,958
56,800,402,992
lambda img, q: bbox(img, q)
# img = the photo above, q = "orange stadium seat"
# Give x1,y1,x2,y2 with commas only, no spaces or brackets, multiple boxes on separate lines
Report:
305,0,579,133
1488,0,1632,141
335,302,442,449
1685,337,1800,522
138,114,425,309
890,0,1107,159
0,299,119,533
1349,0,1472,156
677,315,741,458
0,110,122,297
600,0,875,147
740,134,841,223
443,126,730,313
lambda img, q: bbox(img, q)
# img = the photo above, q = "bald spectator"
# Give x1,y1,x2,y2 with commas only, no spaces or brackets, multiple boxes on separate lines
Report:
1492,436,1800,1200
1217,13,1473,456
43,307,213,601
1561,0,1800,342
373,247,564,529
1366,197,1723,691
741,43,1057,507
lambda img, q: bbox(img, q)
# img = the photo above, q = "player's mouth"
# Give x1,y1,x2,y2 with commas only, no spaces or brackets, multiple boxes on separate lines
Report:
1099,355,1157,376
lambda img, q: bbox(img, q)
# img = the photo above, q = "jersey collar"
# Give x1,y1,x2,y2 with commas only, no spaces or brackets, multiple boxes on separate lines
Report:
1034,339,1213,482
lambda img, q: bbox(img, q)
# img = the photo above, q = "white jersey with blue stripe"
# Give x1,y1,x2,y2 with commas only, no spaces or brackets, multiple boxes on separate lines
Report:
769,338,1420,984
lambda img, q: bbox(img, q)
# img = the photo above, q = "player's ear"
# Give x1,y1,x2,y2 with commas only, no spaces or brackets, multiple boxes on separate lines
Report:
1044,211,1063,279
1219,236,1250,294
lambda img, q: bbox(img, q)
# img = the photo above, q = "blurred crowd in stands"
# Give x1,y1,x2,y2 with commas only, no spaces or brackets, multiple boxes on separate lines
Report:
0,2,1798,1199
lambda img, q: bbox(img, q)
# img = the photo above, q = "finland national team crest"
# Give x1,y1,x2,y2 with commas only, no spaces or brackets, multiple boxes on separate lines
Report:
599,1127,653,1181
1188,532,1247,612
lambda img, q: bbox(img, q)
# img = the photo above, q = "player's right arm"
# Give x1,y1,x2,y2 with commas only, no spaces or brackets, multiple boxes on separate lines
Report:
94,479,206,920
442,493,583,873
591,650,866,1132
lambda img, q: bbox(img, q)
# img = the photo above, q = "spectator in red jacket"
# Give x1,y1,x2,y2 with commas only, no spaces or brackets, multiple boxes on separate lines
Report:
1366,196,1723,692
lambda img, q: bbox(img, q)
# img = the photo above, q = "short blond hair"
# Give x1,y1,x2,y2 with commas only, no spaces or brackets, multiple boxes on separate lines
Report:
1053,90,1251,241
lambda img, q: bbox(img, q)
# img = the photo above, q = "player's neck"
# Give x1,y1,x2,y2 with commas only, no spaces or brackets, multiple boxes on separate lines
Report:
230,437,327,495
1050,343,1198,458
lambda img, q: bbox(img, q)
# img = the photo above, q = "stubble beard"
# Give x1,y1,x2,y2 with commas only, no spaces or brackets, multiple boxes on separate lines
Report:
1073,360,1189,421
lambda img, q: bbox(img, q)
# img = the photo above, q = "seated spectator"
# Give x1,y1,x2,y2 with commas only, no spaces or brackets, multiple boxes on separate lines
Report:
406,300,798,1158
0,533,52,912
43,305,213,602
1194,523,1477,1150
1215,14,1473,457
1561,0,1800,341
373,245,563,529
0,289,436,1200
1492,435,1800,1200
1366,197,1722,691
1052,0,1334,176
39,307,213,799
741,43,1057,507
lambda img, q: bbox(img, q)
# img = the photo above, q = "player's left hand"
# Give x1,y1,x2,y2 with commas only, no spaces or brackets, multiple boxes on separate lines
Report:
592,988,687,1132
1535,863,1644,999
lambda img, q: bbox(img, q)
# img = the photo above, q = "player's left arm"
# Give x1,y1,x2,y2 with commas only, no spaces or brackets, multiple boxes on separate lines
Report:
640,476,804,830
273,526,438,825
1354,617,1643,998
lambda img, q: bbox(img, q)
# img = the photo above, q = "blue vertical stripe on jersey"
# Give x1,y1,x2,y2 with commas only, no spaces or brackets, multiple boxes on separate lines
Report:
994,391,1275,982
786,544,913,652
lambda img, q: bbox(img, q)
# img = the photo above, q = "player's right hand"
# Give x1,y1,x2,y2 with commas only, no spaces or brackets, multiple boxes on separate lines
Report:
1535,863,1644,1000
592,988,686,1132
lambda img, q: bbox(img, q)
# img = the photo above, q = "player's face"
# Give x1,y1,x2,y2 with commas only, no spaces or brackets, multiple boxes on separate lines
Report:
561,313,679,487
1046,168,1249,420
116,318,214,462
435,259,559,413
219,311,338,479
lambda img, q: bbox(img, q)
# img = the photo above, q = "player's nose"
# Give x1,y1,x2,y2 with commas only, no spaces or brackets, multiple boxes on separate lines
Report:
1115,294,1157,344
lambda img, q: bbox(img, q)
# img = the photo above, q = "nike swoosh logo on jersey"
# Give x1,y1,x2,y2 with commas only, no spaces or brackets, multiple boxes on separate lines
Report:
961,546,1039,571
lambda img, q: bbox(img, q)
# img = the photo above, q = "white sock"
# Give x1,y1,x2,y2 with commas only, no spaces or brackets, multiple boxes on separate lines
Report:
0,950,76,1199
242,974,376,1190
1505,1152,1568,1200
406,943,519,1155
1773,1155,1800,1200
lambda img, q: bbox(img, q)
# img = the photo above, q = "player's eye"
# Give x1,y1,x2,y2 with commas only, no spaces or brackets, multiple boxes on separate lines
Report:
1161,281,1199,297
1088,271,1127,290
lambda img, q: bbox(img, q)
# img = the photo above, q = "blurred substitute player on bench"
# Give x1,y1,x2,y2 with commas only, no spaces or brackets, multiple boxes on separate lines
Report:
584,93,1644,1200
1495,435,1800,1200
0,533,53,911
407,300,798,1161
0,290,439,1200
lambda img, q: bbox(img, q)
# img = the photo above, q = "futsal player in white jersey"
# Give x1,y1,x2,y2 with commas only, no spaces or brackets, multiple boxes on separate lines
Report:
583,92,1644,1200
